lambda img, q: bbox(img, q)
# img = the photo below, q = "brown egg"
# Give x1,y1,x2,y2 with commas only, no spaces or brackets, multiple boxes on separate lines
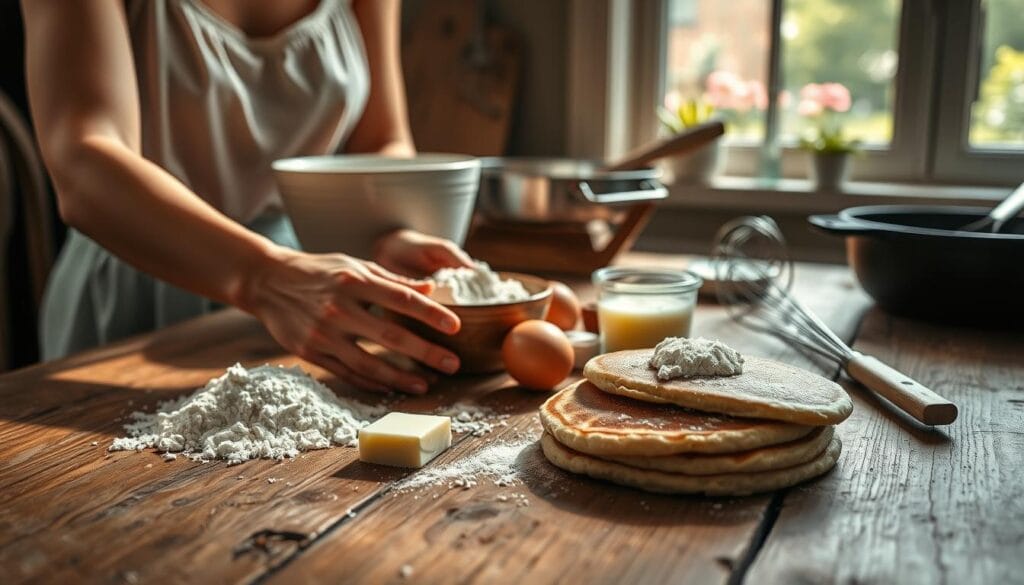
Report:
502,320,574,390
545,281,581,330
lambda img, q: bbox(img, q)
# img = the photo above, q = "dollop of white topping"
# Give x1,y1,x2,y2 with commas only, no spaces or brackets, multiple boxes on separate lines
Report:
648,337,744,380
432,261,530,305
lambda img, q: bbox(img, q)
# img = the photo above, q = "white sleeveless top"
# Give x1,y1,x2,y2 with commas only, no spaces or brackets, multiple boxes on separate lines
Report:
127,0,370,222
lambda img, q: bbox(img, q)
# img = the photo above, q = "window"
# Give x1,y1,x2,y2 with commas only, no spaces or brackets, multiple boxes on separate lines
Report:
777,0,900,146
664,0,771,144
969,0,1024,150
651,0,1024,186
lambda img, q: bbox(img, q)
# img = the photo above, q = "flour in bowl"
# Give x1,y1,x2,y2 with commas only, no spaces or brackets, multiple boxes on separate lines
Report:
110,364,386,465
432,261,530,305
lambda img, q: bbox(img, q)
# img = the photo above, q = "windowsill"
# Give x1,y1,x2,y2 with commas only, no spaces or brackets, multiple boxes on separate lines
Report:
663,176,1009,214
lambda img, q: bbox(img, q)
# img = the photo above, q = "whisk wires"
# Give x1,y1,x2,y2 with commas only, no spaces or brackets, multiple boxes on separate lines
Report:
712,216,852,365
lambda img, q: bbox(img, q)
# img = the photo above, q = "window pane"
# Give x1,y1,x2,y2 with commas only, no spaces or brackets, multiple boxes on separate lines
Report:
663,0,771,144
969,0,1024,149
778,0,901,147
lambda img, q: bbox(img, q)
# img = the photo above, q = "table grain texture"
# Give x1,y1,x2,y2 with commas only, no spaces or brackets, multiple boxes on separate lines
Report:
0,253,1020,585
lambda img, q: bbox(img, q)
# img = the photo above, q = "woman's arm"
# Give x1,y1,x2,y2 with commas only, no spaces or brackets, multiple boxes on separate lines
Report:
22,0,462,392
346,0,415,156
348,0,475,274
23,0,272,307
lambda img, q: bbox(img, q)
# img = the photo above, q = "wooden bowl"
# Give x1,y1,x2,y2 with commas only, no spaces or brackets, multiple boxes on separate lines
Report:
401,273,552,374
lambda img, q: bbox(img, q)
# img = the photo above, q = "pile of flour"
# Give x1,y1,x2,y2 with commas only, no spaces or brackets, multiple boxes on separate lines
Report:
432,261,530,305
649,337,744,380
110,364,386,465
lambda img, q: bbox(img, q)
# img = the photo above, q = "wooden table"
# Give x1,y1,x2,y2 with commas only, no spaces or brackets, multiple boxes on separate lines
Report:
1,253,1021,584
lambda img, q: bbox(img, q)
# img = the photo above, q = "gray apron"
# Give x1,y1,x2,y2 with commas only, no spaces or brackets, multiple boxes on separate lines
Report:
40,214,299,360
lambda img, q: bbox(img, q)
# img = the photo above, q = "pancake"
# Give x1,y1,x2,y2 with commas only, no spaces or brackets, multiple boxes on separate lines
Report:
605,426,834,475
539,380,813,457
584,351,853,425
540,432,842,496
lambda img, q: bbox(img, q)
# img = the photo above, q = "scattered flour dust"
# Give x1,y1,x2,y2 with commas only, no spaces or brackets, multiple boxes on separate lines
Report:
110,363,386,465
395,435,535,492
435,402,510,437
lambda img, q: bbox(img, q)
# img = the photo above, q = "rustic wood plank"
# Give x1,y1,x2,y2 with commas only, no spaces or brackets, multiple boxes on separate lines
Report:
263,259,870,585
0,310,513,584
0,255,870,585
267,414,765,585
745,308,1024,584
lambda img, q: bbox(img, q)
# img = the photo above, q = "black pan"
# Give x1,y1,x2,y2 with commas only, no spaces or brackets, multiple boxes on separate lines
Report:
809,205,1024,327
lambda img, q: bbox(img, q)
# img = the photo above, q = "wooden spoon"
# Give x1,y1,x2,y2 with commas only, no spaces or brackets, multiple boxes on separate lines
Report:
604,121,726,172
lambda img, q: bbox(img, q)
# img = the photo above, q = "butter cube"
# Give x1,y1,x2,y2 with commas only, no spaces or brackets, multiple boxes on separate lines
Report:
358,413,452,468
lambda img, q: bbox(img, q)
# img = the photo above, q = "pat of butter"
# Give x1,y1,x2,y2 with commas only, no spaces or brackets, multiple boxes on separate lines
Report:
358,412,452,468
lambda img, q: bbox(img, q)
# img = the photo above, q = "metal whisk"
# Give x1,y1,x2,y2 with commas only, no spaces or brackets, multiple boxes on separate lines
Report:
711,216,958,426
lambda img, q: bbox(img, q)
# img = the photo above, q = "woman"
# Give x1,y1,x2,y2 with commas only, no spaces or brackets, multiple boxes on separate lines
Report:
22,0,469,393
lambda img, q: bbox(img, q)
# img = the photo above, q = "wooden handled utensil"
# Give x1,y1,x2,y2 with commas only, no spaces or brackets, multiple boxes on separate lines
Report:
712,215,958,427
604,121,725,172
846,354,957,425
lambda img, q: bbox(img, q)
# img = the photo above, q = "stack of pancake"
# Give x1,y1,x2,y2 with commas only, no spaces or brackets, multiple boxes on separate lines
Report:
538,349,853,496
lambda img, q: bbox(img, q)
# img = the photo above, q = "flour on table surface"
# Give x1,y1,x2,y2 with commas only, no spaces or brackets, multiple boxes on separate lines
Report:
110,363,386,465
435,401,510,436
395,434,537,492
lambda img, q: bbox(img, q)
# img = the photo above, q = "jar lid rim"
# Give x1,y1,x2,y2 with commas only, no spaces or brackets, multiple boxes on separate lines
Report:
592,267,703,294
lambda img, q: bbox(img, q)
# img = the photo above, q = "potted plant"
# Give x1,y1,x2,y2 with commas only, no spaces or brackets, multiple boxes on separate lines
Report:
658,95,721,184
660,71,767,184
797,83,860,191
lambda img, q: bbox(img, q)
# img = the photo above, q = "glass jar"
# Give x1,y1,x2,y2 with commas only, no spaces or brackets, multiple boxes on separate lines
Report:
592,267,703,353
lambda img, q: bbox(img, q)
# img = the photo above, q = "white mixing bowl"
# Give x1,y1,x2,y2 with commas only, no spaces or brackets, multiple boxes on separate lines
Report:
272,154,480,259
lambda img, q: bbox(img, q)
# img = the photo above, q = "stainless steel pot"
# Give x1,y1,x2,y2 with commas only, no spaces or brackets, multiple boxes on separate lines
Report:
476,158,668,223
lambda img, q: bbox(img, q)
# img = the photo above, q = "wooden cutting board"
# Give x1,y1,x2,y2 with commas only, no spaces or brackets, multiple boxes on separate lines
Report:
402,0,520,156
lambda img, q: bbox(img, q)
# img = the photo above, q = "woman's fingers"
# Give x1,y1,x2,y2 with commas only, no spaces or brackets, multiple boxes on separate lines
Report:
425,240,474,270
332,338,430,394
364,261,433,294
304,351,390,393
355,275,460,335
340,305,460,374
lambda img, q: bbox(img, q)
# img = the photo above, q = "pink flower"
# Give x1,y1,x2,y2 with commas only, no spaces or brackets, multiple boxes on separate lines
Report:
819,83,851,112
800,83,824,103
798,99,824,117
748,80,769,111
797,82,852,116
706,71,750,110
706,71,743,97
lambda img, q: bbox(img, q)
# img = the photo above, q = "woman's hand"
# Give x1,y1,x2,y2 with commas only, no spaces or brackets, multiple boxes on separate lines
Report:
374,229,474,277
241,246,462,394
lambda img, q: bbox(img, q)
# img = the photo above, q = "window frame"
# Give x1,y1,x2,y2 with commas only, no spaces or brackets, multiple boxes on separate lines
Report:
932,0,1024,185
566,0,1021,194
